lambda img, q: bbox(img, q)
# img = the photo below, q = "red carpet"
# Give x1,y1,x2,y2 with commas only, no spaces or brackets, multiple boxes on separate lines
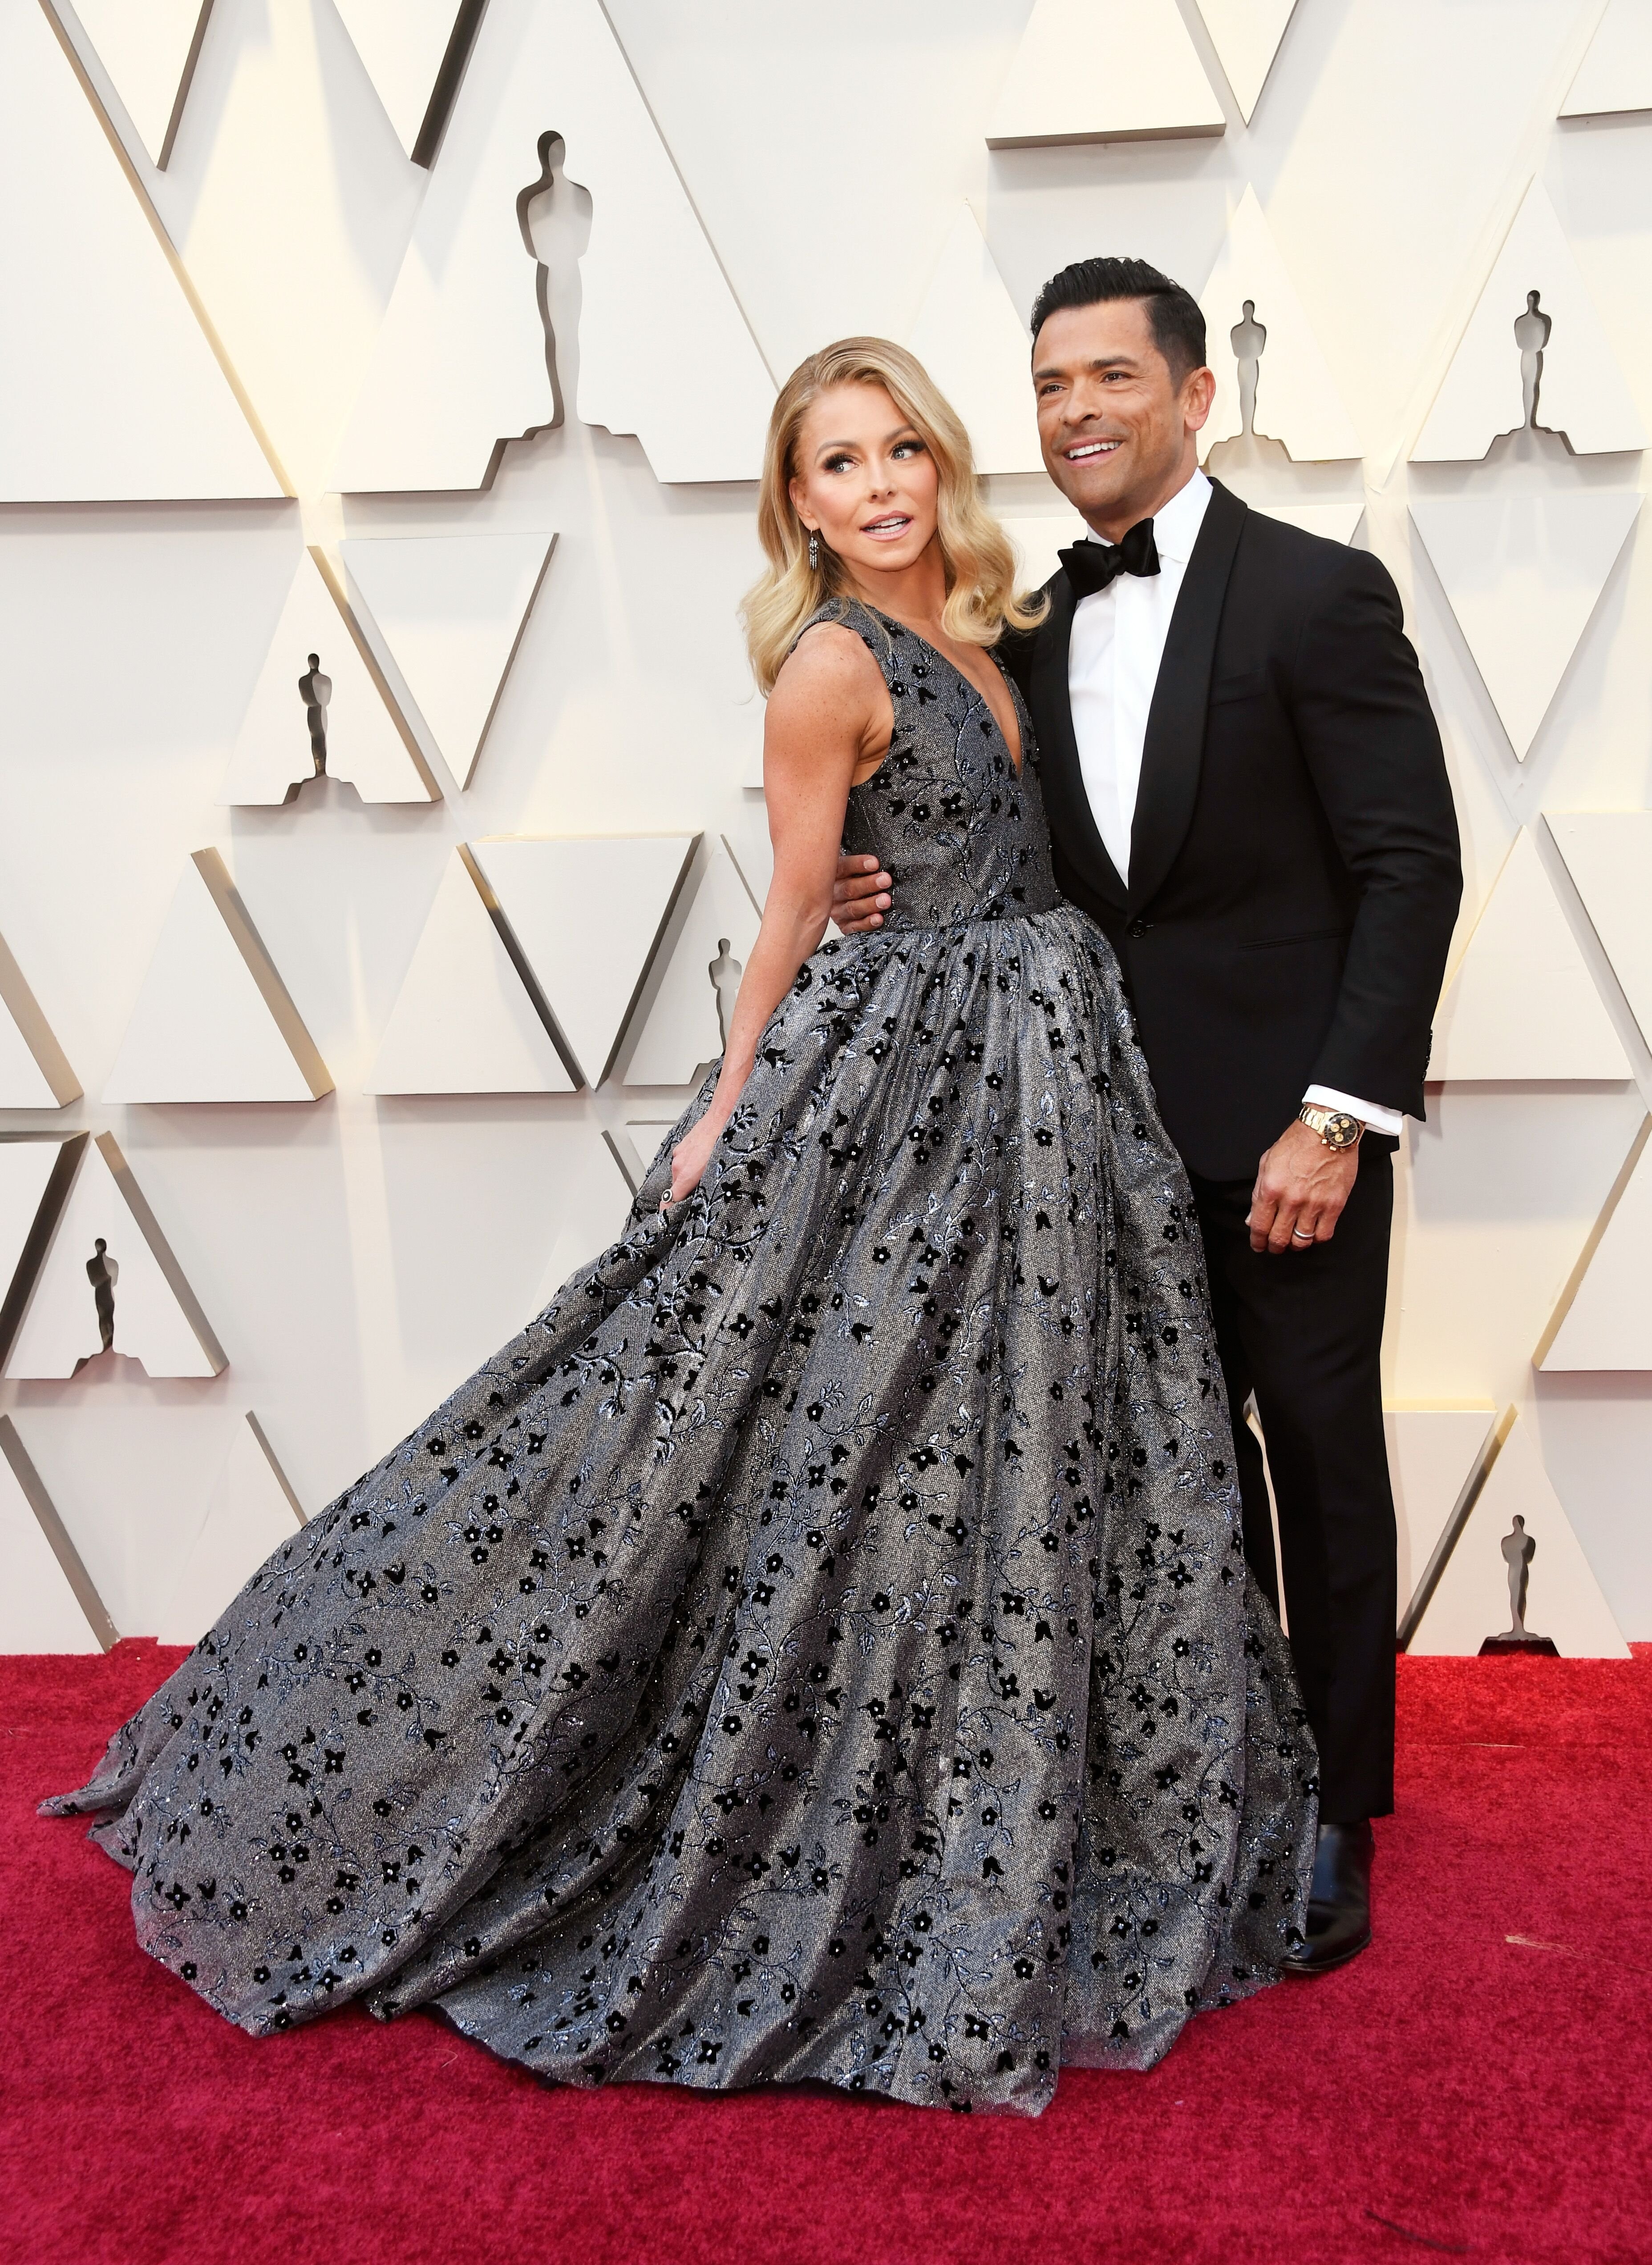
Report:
3,1644,1648,2265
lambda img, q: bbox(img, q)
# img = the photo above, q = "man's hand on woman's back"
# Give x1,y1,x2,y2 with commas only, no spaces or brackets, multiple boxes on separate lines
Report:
832,853,893,932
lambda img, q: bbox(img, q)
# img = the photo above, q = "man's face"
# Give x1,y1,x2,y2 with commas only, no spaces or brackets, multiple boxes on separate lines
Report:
1032,298,1211,532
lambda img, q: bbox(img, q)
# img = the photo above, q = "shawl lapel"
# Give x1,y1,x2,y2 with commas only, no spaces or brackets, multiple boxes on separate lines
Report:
1027,572,1128,913
1126,478,1247,914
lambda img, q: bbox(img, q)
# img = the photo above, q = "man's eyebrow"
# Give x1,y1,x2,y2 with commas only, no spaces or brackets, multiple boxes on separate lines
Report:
1032,353,1141,381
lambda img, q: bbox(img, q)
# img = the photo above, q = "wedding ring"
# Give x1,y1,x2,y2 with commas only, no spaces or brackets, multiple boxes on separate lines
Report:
1291,1226,1314,1242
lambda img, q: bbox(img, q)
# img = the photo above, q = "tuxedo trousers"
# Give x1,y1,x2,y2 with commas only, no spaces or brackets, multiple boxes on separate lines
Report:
1190,1145,1396,1822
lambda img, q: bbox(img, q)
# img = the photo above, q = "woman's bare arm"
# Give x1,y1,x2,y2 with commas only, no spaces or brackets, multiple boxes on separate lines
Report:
667,627,885,1202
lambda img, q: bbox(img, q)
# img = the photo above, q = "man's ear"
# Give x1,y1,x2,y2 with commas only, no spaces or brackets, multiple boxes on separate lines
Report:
1183,364,1217,437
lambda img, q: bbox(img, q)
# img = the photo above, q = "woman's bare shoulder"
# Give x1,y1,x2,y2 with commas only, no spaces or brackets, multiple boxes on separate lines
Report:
768,618,885,725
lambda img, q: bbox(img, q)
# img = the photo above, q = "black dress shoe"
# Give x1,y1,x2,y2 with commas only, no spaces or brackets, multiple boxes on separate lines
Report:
1282,1819,1373,1977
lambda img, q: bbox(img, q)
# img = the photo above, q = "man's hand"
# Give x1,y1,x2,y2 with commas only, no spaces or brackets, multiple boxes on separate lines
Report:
1247,1119,1360,1253
832,853,892,933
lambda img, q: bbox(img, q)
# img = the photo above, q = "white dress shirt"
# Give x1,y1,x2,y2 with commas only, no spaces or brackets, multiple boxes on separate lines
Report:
1067,467,1402,1138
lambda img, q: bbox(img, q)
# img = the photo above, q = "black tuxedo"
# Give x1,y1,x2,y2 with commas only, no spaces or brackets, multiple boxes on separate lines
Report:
1011,479,1461,1179
1007,480,1462,1820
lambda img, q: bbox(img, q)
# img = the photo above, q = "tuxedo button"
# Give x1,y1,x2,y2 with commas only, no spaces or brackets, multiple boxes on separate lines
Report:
1126,917,1152,939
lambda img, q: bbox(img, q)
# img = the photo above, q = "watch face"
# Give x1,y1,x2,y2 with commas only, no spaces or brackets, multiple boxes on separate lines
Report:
1324,1111,1360,1149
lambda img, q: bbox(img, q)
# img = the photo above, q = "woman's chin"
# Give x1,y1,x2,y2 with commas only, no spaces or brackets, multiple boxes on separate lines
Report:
843,540,928,578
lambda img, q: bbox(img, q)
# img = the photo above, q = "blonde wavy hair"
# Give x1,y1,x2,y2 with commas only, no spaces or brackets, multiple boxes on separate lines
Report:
741,337,1047,694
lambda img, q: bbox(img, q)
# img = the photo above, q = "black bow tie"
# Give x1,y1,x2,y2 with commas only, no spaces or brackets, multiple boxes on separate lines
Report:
1059,518,1161,600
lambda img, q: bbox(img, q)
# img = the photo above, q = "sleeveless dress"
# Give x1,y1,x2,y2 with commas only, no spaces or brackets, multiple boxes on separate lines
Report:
45,599,1315,2115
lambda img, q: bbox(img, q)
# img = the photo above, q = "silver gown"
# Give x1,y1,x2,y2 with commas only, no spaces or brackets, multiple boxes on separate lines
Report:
46,599,1315,2114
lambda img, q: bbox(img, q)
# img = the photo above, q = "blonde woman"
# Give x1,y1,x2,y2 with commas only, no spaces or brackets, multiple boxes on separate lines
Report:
48,341,1313,2115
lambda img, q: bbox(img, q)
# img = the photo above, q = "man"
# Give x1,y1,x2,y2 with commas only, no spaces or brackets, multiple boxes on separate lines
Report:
834,257,1462,1974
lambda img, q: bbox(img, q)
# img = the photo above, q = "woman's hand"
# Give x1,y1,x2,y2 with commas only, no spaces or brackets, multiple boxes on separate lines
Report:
665,1110,725,1209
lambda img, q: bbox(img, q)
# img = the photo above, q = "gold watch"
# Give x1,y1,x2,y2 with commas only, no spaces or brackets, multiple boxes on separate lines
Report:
1298,1104,1363,1151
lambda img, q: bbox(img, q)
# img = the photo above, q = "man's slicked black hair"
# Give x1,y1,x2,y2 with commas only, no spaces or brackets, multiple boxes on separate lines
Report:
1030,256,1207,385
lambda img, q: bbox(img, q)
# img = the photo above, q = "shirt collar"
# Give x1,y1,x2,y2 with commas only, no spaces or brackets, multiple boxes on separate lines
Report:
1081,466,1212,565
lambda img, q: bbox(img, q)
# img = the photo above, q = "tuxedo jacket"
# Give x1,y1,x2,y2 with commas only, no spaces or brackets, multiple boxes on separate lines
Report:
1004,479,1462,1181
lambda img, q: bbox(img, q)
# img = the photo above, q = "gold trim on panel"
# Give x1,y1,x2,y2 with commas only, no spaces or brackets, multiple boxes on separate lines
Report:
155,0,215,170
37,0,293,497
0,1132,86,1368
464,533,557,790
189,848,334,1100
1395,1404,1513,1651
1532,1113,1652,1369
0,930,81,1104
0,1412,119,1650
244,1410,308,1528
455,842,579,1084
307,548,444,802
94,1131,229,1374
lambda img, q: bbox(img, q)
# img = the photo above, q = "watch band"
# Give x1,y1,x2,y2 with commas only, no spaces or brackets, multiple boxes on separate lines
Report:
1298,1104,1363,1150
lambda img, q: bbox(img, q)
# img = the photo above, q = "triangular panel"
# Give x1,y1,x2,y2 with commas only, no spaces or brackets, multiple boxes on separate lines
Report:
1385,1403,1498,1632
1409,488,1640,759
333,0,468,161
368,849,575,1095
73,0,213,167
0,1415,115,1652
341,532,555,789
625,844,761,1087
1561,0,1652,119
0,928,79,1106
470,835,697,1087
102,850,332,1104
986,0,1225,146
1193,0,1298,123
1200,187,1361,461
1547,812,1652,1054
1243,497,1365,544
996,515,1087,596
1409,1410,1629,1657
1430,830,1630,1081
331,0,774,492
219,548,440,804
1536,1116,1652,1371
0,0,279,500
906,207,1042,475
618,1115,678,1192
0,1135,82,1368
18,1404,247,1633
1413,181,1647,460
5,1132,227,1379
529,1126,639,1310
157,1410,307,1644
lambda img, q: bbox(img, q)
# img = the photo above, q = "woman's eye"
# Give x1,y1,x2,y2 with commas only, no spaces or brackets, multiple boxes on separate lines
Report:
893,439,924,458
823,454,853,473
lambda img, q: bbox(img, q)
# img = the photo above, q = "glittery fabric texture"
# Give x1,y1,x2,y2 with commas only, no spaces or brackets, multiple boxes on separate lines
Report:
45,601,1315,2113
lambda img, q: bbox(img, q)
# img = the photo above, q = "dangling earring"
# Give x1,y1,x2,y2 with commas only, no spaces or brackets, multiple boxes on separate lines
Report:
808,530,819,572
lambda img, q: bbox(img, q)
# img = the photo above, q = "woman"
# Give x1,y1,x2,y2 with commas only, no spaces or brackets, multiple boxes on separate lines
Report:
46,340,1313,2115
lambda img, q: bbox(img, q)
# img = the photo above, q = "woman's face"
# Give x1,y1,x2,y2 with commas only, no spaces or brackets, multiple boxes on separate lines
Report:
787,382,940,585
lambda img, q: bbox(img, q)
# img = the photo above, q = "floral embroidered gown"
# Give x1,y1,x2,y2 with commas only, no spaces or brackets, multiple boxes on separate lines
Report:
46,599,1315,2115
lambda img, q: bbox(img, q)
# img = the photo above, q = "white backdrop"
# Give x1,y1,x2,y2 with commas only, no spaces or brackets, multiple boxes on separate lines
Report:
1,0,1649,1653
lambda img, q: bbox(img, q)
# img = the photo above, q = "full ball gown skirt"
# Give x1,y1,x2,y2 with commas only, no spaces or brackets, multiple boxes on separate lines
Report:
45,601,1315,2114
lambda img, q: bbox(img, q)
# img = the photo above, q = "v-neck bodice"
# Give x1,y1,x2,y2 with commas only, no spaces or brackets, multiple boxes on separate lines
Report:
802,599,1060,932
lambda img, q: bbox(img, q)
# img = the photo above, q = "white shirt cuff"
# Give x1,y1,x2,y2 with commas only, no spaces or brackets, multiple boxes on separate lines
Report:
1304,1084,1404,1139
